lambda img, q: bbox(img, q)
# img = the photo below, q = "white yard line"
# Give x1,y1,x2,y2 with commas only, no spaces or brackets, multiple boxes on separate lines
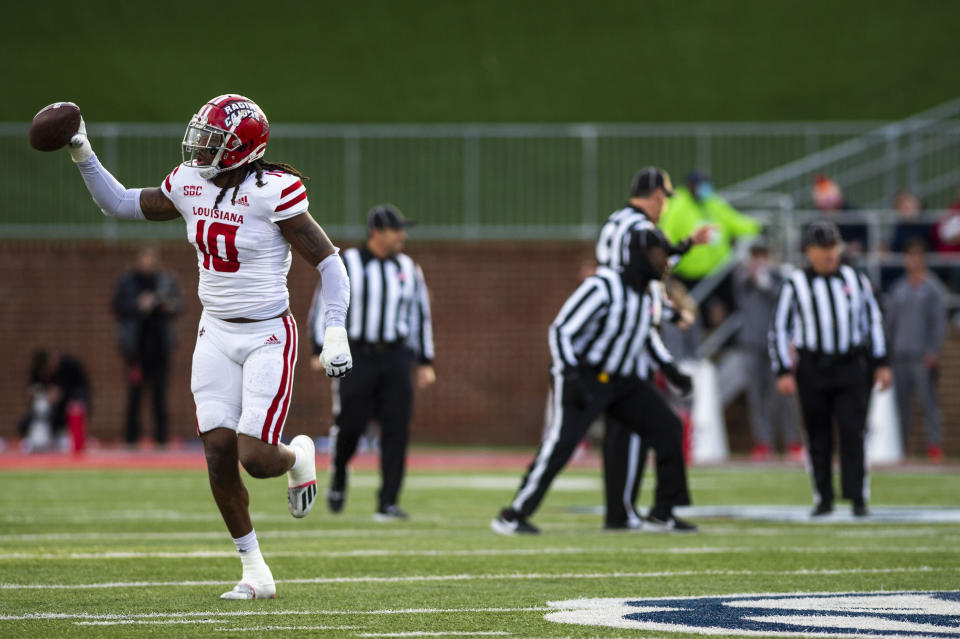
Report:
76,619,222,626
0,566,940,593
1,607,551,622
76,620,360,629
2,526,955,544
0,545,954,561
77,622,508,635
214,626,360,632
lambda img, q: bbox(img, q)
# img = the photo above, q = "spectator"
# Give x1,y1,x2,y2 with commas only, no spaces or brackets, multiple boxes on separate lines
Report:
733,241,803,461
812,174,868,255
931,189,960,290
932,194,960,253
113,246,182,447
889,190,932,253
881,189,934,289
17,349,91,452
885,239,947,462
659,170,761,327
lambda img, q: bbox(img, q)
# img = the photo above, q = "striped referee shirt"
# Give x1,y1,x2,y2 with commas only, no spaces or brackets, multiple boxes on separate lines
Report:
309,246,435,364
596,205,657,270
770,264,887,376
549,267,674,378
596,204,692,271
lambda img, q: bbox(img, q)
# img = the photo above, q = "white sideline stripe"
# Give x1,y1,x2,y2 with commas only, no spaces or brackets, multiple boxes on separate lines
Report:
1,545,956,561
2,607,551,621
0,566,940,592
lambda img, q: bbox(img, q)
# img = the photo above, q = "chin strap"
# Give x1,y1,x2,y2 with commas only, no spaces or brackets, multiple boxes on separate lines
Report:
198,165,223,180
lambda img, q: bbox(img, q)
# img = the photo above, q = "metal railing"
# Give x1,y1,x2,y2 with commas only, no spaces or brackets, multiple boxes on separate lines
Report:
0,121,894,240
722,98,960,211
687,208,960,361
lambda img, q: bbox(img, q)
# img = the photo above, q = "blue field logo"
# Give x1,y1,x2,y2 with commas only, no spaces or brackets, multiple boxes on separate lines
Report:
545,591,960,637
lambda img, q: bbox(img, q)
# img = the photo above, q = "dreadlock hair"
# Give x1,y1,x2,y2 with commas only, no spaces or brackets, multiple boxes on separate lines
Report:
212,159,309,210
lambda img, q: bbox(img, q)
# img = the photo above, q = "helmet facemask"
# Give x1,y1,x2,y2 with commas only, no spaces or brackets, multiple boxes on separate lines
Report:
182,116,242,180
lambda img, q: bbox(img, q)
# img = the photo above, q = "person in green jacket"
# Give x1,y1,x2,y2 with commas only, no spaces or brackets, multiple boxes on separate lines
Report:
659,170,762,327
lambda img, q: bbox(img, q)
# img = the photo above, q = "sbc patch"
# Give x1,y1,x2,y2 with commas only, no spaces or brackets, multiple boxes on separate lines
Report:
546,591,960,637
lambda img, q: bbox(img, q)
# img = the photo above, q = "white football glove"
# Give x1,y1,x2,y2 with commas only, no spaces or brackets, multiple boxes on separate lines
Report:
321,326,353,378
67,116,93,163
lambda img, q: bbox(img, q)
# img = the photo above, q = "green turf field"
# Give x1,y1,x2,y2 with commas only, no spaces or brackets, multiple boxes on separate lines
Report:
0,465,958,637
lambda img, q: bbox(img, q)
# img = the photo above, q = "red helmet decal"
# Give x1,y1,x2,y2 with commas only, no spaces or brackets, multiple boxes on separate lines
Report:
182,94,270,177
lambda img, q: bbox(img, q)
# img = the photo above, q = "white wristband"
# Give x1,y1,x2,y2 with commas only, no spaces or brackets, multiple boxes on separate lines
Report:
67,118,93,163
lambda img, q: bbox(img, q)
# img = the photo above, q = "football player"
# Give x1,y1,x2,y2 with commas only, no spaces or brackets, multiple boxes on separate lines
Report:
63,95,352,600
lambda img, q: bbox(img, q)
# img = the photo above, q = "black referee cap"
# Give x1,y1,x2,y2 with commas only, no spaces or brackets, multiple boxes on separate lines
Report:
801,220,842,249
630,167,674,197
367,204,413,231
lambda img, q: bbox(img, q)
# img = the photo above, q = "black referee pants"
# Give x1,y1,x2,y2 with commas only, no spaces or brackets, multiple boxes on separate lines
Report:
332,344,414,511
796,355,871,506
511,370,689,519
603,418,649,527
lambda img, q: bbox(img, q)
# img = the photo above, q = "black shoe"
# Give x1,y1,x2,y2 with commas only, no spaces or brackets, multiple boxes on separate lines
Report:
374,505,409,522
644,514,698,533
490,508,540,535
852,502,869,517
811,502,834,517
327,467,347,513
604,519,643,531
326,489,345,513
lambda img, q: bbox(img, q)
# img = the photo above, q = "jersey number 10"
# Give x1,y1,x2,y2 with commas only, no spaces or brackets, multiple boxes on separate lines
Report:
196,220,240,273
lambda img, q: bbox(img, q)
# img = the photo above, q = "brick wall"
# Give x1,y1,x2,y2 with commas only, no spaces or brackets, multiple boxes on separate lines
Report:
0,240,591,447
2,239,957,454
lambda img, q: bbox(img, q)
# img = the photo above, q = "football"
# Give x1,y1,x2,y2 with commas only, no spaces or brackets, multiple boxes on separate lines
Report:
29,102,82,151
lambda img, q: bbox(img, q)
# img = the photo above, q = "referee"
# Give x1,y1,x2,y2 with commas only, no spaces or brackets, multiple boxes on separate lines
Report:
309,204,436,521
595,167,713,271
492,227,695,535
771,220,891,517
602,282,667,529
596,167,708,530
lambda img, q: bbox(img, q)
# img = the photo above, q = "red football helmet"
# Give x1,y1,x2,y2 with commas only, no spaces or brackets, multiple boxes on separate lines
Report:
182,94,270,179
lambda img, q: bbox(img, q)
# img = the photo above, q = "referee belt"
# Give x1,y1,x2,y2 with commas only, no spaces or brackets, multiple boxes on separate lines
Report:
351,340,405,354
798,348,865,368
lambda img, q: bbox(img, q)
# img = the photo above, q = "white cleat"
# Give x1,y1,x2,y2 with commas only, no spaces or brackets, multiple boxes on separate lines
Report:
220,580,276,600
287,435,318,518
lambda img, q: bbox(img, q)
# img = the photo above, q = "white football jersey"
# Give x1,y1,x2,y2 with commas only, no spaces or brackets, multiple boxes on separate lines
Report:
161,164,309,319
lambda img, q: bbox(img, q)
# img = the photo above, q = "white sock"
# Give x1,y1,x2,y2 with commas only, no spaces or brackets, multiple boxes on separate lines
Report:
240,547,273,585
291,441,306,473
233,529,259,555
240,547,267,572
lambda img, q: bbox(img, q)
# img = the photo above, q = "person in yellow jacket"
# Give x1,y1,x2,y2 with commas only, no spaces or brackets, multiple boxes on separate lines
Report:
659,170,762,327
